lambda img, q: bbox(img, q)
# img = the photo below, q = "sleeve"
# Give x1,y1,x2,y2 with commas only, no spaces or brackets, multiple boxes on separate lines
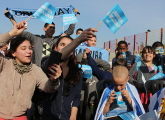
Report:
0,32,12,73
0,32,12,47
87,53,112,80
72,76,83,107
94,59,110,71
20,31,41,43
64,24,75,35
129,63,137,85
35,66,60,93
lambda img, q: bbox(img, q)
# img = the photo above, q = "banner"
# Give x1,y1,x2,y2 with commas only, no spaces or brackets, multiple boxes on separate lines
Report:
75,46,110,62
102,4,128,33
33,2,56,24
8,6,75,18
63,14,78,26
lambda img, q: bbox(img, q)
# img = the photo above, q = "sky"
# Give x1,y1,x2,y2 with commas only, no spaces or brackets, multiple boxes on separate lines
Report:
0,0,165,48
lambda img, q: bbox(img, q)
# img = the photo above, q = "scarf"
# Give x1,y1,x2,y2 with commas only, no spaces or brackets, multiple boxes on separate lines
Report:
12,59,32,74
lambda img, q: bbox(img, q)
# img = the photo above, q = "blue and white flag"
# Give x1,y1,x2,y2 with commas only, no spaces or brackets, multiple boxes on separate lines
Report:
94,82,145,120
8,6,75,18
149,88,165,119
102,4,128,33
75,46,110,62
33,2,57,24
78,64,92,79
63,14,78,26
149,72,165,80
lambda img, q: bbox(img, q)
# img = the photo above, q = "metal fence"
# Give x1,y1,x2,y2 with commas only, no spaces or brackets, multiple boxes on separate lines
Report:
104,28,164,61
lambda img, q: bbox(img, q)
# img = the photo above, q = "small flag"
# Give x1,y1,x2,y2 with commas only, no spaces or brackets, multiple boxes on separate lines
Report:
62,14,78,26
102,4,128,33
150,72,165,80
33,2,56,24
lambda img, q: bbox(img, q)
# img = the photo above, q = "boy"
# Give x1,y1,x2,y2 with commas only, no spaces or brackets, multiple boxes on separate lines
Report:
152,41,165,72
95,66,145,120
112,41,135,70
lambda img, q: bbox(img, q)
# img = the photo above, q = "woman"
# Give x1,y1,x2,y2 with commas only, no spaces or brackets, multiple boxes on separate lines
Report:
36,36,83,120
0,22,62,120
129,46,158,111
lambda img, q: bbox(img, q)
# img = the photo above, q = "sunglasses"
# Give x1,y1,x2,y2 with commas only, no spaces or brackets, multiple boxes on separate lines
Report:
49,26,55,29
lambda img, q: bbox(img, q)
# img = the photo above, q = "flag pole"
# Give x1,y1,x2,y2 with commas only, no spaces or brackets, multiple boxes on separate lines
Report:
25,15,32,22
95,20,103,30
63,26,64,34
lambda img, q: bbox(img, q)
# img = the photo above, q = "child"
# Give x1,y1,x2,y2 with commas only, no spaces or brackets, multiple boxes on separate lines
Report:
112,41,135,70
129,46,158,110
152,41,165,73
95,66,145,120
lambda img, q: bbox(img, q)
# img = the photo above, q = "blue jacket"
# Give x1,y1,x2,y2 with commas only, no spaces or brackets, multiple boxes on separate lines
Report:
38,77,82,120
87,53,112,80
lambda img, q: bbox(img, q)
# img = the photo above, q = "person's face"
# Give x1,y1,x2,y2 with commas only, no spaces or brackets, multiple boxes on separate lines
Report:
142,49,155,62
155,47,164,55
12,40,33,65
85,37,96,47
118,44,128,53
76,30,83,35
54,38,72,52
113,77,128,92
44,24,55,38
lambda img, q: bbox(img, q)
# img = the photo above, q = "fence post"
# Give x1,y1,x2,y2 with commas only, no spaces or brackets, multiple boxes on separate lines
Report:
146,32,148,46
109,41,111,49
133,35,136,55
161,28,163,43
124,37,126,41
116,39,118,48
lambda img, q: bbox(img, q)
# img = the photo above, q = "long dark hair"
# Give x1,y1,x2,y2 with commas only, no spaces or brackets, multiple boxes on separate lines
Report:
6,36,32,58
55,36,82,88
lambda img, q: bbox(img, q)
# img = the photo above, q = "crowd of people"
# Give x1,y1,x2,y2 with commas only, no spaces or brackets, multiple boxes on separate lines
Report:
0,9,165,120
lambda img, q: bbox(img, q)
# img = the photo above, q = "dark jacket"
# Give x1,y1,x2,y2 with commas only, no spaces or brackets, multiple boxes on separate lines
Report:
153,55,165,72
87,53,112,80
38,77,82,120
36,57,82,120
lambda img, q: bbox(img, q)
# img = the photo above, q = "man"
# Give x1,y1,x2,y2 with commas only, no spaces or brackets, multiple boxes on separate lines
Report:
95,66,145,120
4,10,78,66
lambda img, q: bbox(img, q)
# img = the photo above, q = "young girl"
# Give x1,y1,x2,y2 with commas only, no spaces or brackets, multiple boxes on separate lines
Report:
129,46,158,111
36,36,83,120
0,22,61,120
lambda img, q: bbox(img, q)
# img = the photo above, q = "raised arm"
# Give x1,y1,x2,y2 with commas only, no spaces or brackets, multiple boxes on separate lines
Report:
61,28,98,60
4,9,17,25
0,21,26,47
